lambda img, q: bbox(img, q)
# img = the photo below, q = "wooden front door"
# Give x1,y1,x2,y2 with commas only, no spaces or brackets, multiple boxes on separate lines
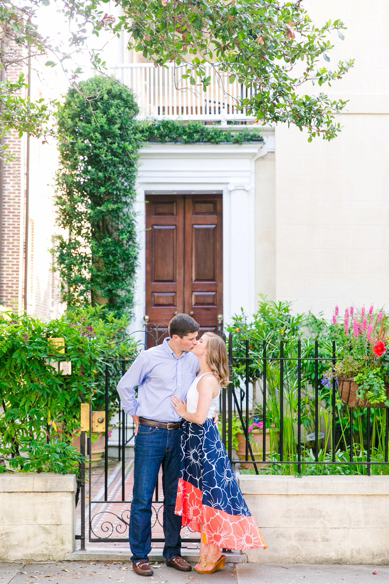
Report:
145,194,223,342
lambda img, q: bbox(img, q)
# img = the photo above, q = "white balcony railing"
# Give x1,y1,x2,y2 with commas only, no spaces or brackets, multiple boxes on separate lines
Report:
111,63,256,122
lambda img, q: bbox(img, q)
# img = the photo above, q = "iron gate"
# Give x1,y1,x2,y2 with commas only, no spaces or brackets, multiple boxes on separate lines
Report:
77,319,224,549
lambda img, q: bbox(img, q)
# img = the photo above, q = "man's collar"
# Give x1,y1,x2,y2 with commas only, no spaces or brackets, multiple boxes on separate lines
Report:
163,337,177,358
164,337,189,359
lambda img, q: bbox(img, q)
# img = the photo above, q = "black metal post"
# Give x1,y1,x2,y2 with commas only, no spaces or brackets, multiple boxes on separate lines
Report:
104,363,109,501
280,341,284,462
245,339,249,463
262,341,267,464
228,333,233,463
314,340,319,462
332,341,336,463
367,409,371,476
121,360,126,501
297,340,302,475
349,408,354,464
80,429,86,551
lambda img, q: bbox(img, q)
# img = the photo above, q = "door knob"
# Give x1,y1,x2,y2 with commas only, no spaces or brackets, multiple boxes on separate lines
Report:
189,311,194,316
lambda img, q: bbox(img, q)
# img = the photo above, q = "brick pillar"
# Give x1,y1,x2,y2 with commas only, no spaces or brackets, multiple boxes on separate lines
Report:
0,55,27,310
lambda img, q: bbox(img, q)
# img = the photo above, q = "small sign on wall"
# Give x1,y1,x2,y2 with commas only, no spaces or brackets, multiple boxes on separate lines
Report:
47,337,65,354
45,359,72,375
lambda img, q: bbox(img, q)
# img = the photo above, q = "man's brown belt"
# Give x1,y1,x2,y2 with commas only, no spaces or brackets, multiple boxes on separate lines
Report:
139,417,183,430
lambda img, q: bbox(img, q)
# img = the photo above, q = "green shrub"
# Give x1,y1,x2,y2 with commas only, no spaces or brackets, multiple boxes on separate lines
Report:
0,306,139,473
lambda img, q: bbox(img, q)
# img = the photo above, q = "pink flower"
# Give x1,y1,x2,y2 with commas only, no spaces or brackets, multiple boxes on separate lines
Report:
378,312,384,323
248,425,253,433
361,307,365,318
350,306,354,316
332,315,337,325
271,424,276,428
335,306,339,316
344,319,349,335
362,318,367,331
344,308,349,319
258,422,263,428
367,325,373,342
353,320,360,339
369,305,374,316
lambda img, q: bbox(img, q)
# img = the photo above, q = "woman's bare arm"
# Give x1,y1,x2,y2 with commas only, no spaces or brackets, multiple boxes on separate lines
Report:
172,375,219,424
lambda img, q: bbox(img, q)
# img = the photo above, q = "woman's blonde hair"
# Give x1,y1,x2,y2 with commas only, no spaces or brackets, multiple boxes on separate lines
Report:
203,332,230,388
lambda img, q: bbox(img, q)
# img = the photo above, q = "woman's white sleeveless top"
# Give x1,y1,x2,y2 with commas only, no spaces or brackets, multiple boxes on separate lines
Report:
186,372,220,419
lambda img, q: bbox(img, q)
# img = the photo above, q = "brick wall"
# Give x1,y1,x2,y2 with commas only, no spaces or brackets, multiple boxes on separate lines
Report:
0,54,27,310
0,45,65,319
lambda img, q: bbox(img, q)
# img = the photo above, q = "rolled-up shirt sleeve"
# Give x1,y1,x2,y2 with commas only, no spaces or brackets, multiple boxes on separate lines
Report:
117,352,147,416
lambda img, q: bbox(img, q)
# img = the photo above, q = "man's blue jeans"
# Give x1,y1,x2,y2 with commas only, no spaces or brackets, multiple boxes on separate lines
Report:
130,423,182,564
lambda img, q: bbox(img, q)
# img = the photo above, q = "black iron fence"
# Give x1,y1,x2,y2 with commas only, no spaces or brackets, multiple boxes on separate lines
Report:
223,335,389,476
77,329,389,547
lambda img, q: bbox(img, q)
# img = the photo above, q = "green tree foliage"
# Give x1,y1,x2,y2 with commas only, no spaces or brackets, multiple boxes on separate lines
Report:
114,0,354,140
1,0,353,156
54,76,142,317
0,1,54,160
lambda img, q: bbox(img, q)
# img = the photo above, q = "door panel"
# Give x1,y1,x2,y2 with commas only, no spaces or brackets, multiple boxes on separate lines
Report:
185,195,223,332
152,226,177,282
146,196,184,340
146,194,222,344
192,225,217,281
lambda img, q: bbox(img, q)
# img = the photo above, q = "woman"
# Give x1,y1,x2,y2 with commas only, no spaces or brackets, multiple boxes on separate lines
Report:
171,332,267,575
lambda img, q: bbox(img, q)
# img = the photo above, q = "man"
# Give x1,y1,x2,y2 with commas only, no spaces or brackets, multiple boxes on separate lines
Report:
117,313,200,577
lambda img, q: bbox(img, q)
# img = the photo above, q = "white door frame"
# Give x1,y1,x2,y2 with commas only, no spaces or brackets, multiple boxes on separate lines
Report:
130,137,274,336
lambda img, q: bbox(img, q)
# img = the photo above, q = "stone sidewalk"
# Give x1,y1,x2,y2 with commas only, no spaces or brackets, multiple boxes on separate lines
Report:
1,562,389,584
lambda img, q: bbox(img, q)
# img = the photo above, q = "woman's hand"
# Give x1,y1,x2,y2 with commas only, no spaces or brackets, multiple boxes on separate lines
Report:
171,396,187,417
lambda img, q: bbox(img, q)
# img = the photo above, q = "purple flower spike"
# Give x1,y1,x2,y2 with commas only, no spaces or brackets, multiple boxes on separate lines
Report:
362,318,367,331
350,306,354,316
344,320,349,335
335,306,339,316
361,307,365,318
369,305,374,316
344,308,349,319
378,312,384,323
353,320,359,339
332,315,337,325
367,325,373,341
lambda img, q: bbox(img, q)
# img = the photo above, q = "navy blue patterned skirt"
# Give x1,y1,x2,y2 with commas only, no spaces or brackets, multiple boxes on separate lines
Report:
174,419,267,550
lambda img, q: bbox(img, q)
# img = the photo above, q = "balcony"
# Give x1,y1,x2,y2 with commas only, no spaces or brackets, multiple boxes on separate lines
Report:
111,63,256,123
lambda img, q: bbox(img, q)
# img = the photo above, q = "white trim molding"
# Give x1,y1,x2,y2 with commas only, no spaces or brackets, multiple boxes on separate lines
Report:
131,135,274,334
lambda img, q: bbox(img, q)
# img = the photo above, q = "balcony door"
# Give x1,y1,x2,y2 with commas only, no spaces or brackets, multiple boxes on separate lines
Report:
145,194,223,343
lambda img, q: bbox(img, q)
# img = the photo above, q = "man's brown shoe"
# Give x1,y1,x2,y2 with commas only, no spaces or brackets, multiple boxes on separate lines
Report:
166,556,192,572
132,561,154,577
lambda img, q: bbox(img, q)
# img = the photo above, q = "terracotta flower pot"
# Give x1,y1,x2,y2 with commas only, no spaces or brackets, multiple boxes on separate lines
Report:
236,428,279,469
70,432,107,468
338,378,389,408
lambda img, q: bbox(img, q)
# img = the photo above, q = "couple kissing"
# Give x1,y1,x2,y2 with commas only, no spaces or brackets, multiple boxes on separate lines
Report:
117,313,266,577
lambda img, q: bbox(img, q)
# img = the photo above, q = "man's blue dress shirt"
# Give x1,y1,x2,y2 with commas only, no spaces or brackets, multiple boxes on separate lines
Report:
117,338,199,422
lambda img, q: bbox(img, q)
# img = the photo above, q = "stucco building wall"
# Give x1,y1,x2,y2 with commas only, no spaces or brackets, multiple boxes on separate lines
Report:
271,0,389,317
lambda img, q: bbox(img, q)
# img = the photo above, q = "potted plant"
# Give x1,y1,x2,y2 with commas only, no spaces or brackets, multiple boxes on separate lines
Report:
326,306,389,408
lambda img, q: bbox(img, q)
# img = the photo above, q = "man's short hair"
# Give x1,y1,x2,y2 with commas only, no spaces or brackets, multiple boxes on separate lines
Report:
169,313,199,338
